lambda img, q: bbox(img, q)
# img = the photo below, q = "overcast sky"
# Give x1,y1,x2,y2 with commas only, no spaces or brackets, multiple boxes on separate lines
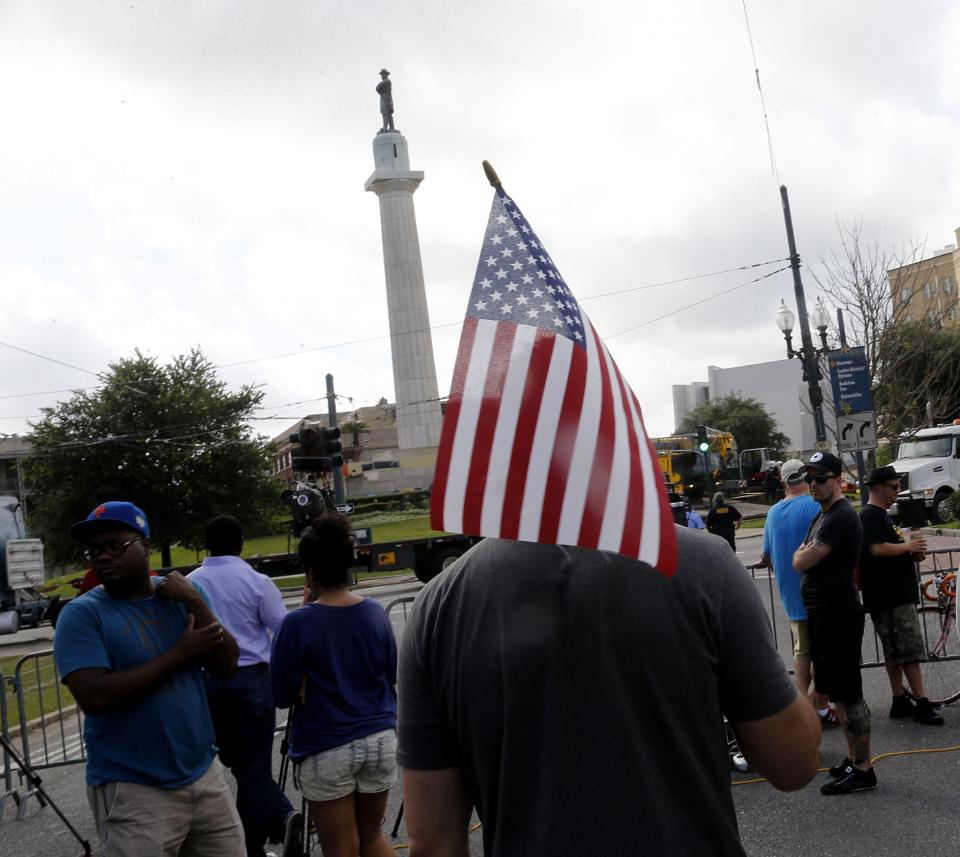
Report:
1,0,957,443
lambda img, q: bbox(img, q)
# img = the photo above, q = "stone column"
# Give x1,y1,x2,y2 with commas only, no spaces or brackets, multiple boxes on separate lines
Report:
365,131,443,450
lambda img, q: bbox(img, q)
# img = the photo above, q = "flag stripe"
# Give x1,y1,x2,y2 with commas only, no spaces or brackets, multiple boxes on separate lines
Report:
480,324,539,536
430,317,478,532
462,323,518,534
441,319,498,533
576,325,616,548
538,341,588,544
612,363,644,559
500,329,556,540
556,324,607,546
596,339,633,552
517,336,575,542
628,388,665,568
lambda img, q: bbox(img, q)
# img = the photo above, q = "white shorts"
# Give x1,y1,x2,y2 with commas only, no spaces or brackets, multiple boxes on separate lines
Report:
296,729,398,801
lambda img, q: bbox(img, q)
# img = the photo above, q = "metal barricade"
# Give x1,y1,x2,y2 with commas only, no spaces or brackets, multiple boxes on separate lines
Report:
7,650,85,819
0,667,15,821
749,544,960,701
383,596,417,636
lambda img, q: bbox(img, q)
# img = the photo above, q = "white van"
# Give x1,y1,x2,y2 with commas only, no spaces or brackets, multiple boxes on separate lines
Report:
891,422,960,523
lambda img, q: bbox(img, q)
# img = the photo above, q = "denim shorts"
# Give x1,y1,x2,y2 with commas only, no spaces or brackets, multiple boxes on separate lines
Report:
296,729,398,801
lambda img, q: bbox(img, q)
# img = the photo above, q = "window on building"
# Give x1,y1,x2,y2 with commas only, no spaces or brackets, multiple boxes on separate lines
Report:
943,275,957,294
923,281,933,300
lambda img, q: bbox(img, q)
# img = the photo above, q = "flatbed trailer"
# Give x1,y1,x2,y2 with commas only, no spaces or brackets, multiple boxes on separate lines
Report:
154,532,483,585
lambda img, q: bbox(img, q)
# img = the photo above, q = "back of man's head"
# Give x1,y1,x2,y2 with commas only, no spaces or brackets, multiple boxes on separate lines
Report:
205,515,243,556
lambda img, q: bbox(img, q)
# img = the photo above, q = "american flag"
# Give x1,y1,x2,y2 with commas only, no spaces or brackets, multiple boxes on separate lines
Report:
431,186,678,575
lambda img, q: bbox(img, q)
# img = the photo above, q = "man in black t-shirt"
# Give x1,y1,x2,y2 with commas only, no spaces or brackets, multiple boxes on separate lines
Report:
398,532,821,856
706,492,742,551
860,465,943,726
793,451,876,795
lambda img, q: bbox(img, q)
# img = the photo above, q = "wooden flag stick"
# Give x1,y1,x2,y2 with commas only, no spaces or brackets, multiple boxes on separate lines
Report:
482,160,501,188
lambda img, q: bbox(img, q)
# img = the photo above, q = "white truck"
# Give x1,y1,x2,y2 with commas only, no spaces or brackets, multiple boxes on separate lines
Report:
891,421,960,524
0,495,52,634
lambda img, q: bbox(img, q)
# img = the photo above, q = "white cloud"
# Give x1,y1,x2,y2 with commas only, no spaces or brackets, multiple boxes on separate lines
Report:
0,0,957,444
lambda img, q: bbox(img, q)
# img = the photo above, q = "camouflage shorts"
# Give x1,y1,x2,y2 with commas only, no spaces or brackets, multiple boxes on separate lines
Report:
871,603,926,665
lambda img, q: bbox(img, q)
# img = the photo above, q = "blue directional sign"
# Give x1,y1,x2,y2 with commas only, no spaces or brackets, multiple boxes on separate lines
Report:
827,347,874,415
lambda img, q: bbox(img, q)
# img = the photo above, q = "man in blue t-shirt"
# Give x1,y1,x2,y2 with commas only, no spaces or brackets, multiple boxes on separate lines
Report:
54,501,244,856
757,460,836,726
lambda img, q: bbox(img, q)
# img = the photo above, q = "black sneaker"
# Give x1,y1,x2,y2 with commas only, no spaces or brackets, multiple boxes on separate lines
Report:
913,697,945,726
820,766,877,795
889,693,916,719
828,757,852,778
281,810,303,857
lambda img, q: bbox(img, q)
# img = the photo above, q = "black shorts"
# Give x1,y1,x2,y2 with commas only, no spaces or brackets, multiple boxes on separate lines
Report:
807,607,865,704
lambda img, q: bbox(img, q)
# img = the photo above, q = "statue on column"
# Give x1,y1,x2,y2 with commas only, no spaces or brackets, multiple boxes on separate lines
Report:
376,68,395,133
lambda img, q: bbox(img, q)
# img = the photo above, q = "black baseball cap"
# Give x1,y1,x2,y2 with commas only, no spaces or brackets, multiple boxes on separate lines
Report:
802,452,843,477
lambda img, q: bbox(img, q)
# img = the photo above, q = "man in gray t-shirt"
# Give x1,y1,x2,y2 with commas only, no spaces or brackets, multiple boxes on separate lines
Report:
398,528,820,856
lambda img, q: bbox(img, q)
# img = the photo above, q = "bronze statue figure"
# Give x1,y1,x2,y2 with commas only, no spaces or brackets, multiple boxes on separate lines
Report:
377,68,395,133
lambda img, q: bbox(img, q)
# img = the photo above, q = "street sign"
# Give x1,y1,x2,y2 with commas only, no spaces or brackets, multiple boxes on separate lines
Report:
827,347,874,415
336,503,354,514
837,410,878,452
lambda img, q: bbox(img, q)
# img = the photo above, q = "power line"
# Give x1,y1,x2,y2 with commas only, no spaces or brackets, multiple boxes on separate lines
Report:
0,257,788,403
579,258,788,302
741,0,780,183
0,340,99,377
606,264,791,339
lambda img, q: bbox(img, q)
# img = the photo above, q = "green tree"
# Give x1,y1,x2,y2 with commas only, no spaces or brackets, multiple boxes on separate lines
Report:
677,393,790,456
872,320,960,437
811,220,959,442
23,349,279,568
340,420,369,460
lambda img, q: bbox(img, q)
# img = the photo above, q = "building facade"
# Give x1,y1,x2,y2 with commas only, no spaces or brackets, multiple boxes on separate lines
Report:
672,359,830,459
270,399,442,497
0,436,32,503
887,227,960,326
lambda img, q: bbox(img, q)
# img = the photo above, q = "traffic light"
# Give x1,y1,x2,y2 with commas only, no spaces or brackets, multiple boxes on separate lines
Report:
318,427,344,467
696,424,710,453
290,424,344,472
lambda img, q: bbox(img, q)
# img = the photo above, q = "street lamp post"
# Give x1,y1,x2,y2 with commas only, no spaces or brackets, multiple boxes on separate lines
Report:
776,186,831,447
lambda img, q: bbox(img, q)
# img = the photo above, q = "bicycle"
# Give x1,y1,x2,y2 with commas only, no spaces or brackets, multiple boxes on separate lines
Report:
916,566,960,706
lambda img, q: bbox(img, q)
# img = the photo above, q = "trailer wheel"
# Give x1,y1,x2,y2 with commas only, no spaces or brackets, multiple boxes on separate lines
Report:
930,489,954,524
431,547,465,577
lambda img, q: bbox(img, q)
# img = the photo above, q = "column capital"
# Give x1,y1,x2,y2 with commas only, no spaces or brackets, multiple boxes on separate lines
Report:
364,171,424,194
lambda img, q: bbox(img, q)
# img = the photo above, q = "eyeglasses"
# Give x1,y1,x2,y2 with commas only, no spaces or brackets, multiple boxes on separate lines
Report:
882,482,901,491
84,536,145,561
804,473,835,485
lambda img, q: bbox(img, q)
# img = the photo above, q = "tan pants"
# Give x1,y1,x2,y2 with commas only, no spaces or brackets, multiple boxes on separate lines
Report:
87,758,243,856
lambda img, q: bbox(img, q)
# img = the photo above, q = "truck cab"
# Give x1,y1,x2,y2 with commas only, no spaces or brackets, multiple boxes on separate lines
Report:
891,423,960,524
0,495,49,633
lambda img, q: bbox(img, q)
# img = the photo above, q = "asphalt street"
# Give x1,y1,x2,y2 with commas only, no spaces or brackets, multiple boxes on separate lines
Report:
2,528,960,855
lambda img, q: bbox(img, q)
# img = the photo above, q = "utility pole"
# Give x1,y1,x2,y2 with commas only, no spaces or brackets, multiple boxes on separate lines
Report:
326,373,345,505
780,186,827,445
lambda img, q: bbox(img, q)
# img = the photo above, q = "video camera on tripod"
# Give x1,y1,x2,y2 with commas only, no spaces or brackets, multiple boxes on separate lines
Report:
280,484,336,536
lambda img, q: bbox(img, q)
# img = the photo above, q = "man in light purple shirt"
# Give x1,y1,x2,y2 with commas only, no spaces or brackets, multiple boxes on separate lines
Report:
188,515,298,857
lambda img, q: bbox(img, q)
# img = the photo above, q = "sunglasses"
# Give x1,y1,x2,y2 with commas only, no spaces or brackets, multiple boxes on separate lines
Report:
84,536,145,561
804,473,835,485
